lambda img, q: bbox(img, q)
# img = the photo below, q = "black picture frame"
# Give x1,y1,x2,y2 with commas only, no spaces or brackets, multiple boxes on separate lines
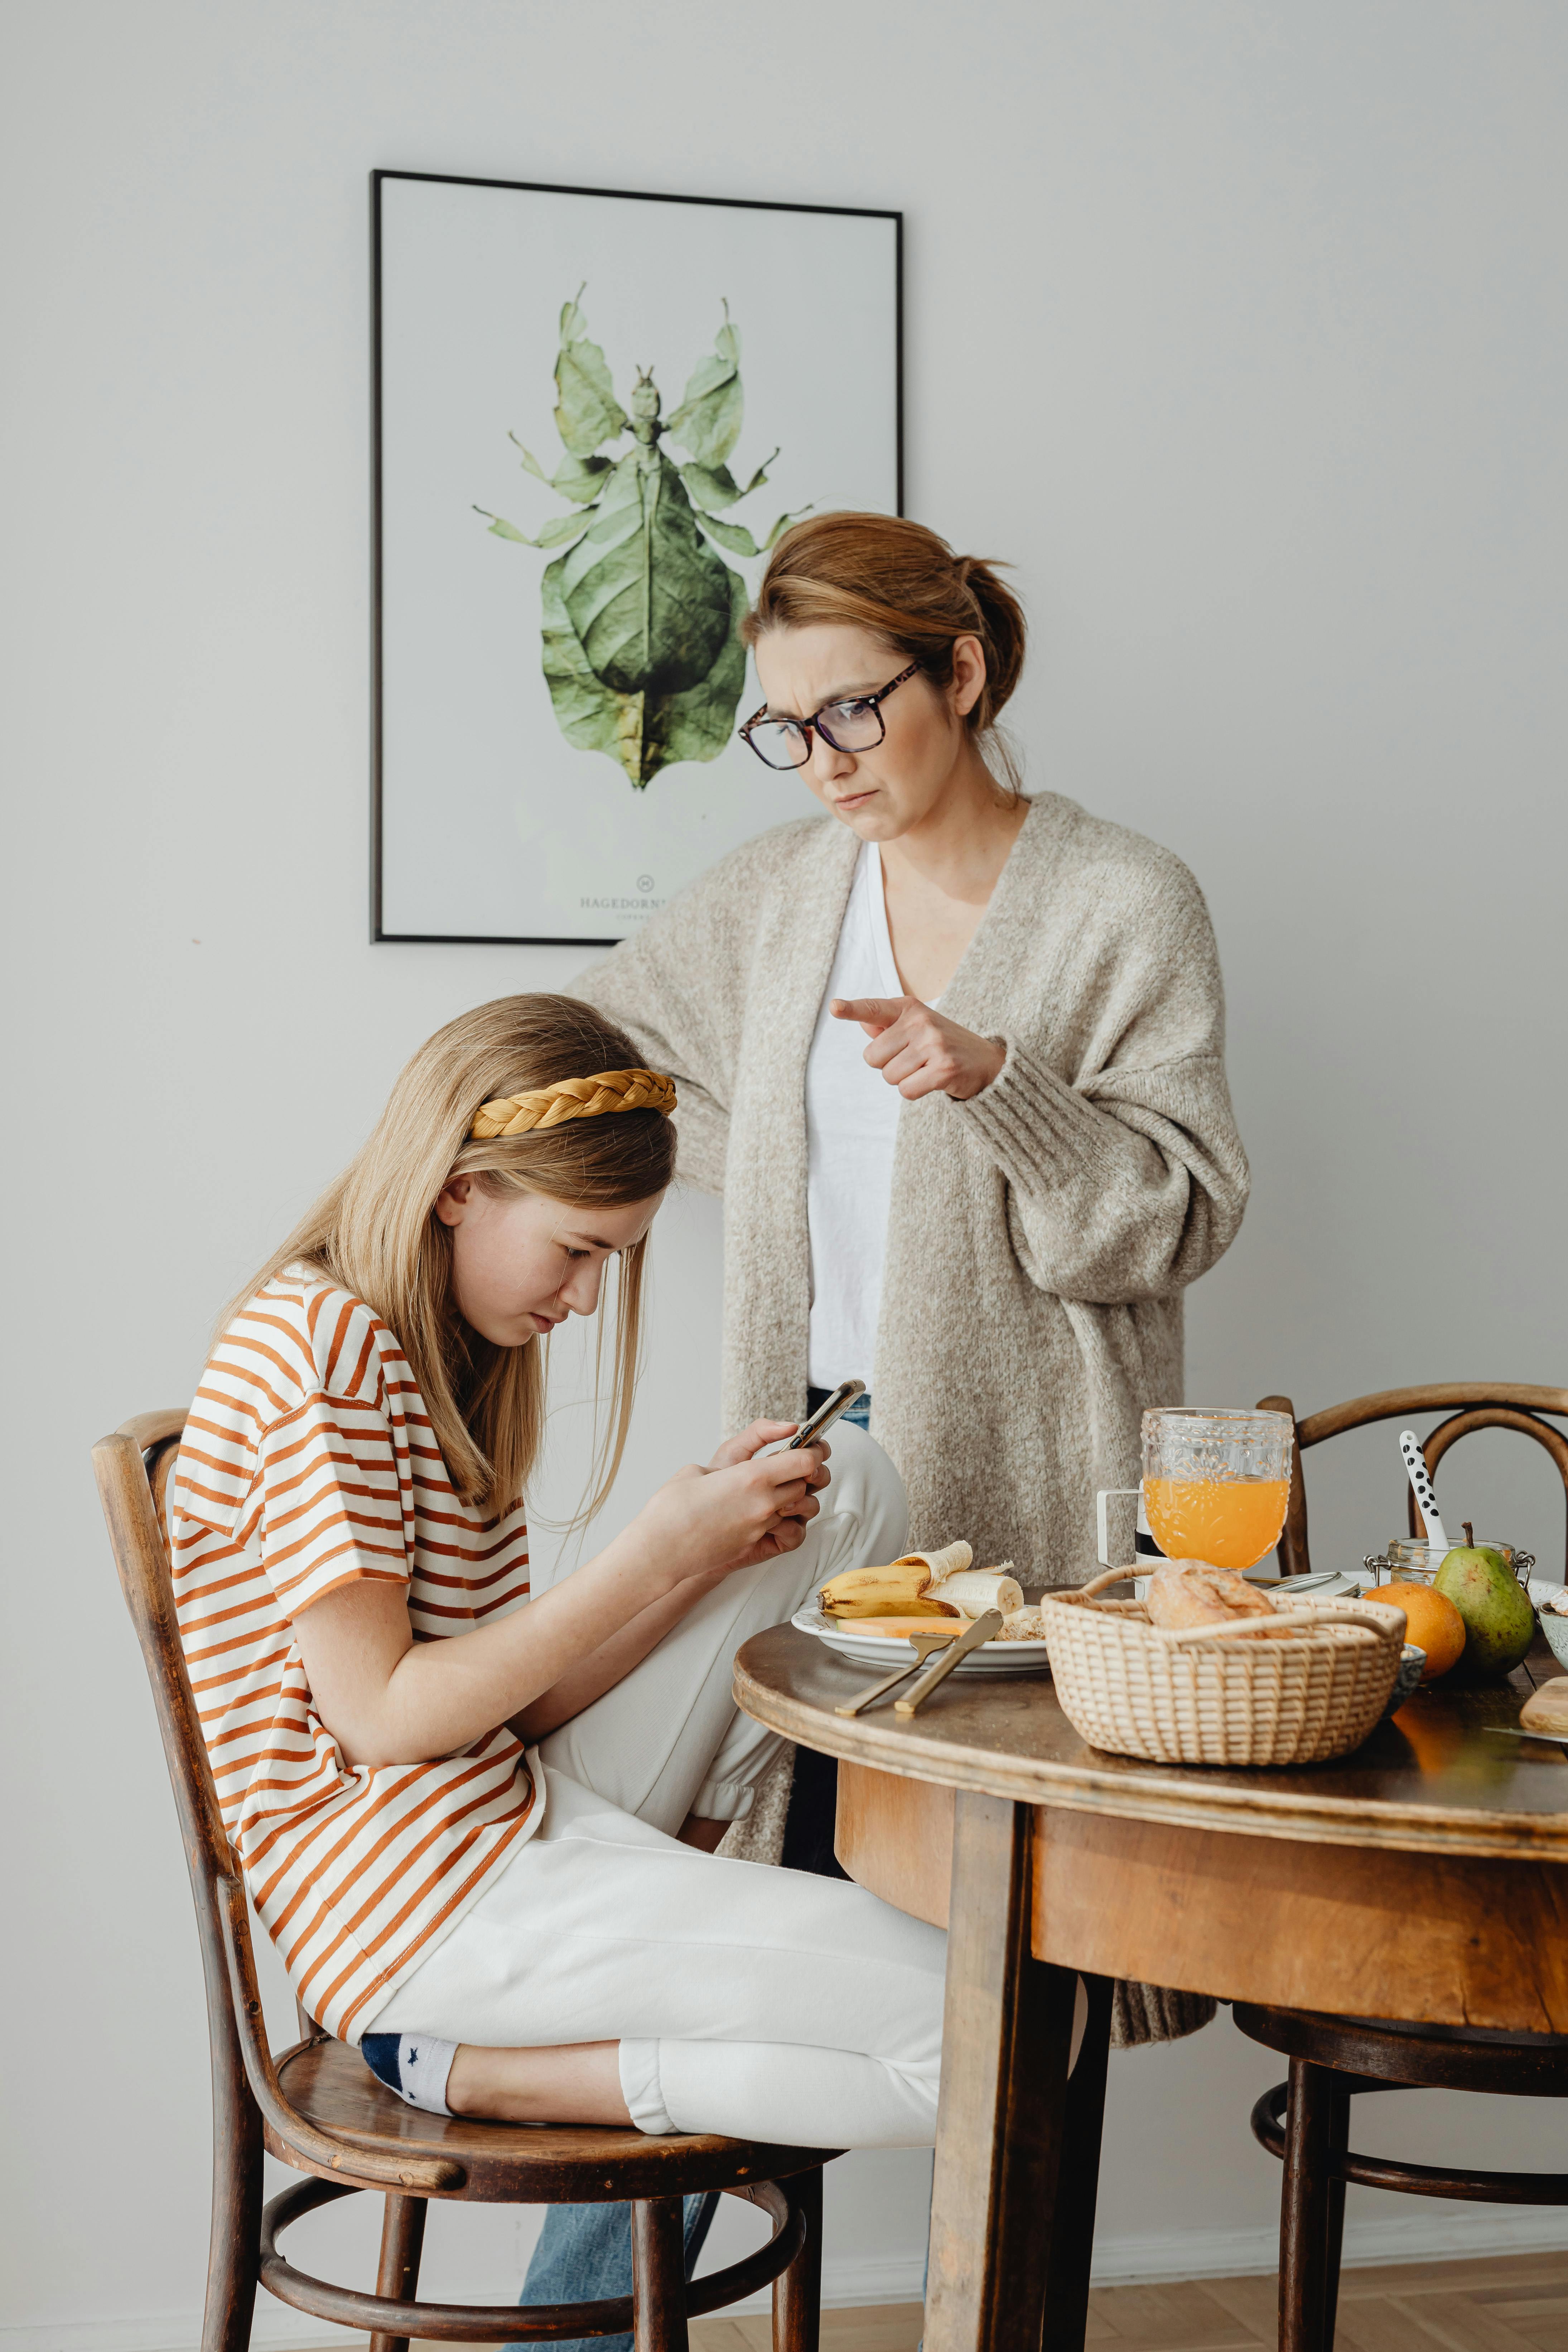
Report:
370,168,904,947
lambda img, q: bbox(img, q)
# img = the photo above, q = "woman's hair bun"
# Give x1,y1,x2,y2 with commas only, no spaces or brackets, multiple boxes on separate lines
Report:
741,513,1028,793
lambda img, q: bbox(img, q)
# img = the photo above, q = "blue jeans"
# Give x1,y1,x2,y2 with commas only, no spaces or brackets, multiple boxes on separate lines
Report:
512,2193,718,2352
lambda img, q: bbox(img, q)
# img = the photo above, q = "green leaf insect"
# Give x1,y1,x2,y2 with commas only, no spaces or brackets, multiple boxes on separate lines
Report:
474,291,808,788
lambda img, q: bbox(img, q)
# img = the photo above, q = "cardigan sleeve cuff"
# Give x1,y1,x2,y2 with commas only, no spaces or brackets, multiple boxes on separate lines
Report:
951,1034,1129,1190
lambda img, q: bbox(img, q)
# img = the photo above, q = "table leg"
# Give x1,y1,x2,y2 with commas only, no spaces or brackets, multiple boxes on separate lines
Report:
1041,1974,1114,2352
925,1792,1080,2352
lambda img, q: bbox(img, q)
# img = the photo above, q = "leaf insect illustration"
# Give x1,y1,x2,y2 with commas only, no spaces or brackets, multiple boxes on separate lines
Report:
476,291,806,788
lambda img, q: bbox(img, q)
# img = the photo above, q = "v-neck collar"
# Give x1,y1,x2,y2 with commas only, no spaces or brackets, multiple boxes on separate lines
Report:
880,796,1054,1020
777,796,1068,1061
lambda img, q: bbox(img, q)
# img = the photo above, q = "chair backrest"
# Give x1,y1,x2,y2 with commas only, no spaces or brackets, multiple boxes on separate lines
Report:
1255,1384,1568,1580
92,1413,455,2192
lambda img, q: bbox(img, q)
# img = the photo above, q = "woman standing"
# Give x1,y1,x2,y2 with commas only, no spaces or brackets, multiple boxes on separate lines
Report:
574,513,1250,1586
524,517,1249,2332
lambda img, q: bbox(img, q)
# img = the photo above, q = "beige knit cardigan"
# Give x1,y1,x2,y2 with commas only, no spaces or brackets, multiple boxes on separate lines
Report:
574,793,1249,2047
576,791,1250,1584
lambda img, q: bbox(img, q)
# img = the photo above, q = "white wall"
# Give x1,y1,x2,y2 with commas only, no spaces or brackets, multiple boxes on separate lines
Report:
5,2,1568,2344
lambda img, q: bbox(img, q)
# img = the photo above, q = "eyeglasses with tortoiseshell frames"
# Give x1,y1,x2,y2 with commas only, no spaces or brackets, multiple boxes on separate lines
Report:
738,662,922,770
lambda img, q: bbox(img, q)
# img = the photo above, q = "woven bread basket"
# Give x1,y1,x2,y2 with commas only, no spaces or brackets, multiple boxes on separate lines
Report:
1040,1571,1407,1767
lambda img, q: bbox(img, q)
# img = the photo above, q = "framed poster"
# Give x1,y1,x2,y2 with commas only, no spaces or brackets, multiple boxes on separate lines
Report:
372,169,902,945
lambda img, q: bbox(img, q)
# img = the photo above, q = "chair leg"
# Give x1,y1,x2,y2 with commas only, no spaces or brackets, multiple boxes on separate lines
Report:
632,2194,690,2352
368,2194,428,2352
773,2168,824,2352
1321,2084,1351,2352
200,2038,264,2352
1041,1975,1115,2352
1279,2059,1335,2352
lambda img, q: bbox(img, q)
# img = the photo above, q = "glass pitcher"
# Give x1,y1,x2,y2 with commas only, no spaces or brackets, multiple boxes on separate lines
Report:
1100,1402,1298,1571
1139,1407,1294,1572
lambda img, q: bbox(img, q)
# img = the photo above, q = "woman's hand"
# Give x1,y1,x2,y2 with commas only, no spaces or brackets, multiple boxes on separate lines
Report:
831,995,1005,1101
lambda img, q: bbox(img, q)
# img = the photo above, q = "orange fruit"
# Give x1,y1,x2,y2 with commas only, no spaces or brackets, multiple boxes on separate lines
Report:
1380,1581,1466,1680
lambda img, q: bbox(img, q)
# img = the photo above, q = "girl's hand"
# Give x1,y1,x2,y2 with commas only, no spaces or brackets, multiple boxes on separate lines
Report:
831,996,1005,1101
635,1444,830,1581
291,1446,826,1769
708,1418,816,1472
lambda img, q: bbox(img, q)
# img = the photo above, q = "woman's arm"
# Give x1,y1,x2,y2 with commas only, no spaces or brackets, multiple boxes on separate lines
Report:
292,1429,826,1768
835,865,1249,1305
572,881,742,1194
947,1033,1248,1301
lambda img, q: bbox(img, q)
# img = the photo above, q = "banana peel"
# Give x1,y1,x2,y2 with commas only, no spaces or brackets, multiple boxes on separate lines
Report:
817,1552,962,1618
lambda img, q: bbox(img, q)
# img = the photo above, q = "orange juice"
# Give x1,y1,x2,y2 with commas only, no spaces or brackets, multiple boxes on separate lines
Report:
1143,1478,1290,1570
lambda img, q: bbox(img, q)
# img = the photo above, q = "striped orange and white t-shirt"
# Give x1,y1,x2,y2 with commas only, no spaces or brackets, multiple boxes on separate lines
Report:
169,1268,539,2043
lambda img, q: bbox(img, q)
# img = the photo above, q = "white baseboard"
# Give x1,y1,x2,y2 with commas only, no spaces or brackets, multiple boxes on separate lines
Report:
730,2205,1568,2312
1089,2204,1568,2290
11,2208,1568,2352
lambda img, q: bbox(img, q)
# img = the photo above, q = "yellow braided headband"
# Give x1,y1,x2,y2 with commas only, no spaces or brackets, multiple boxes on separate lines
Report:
468,1067,677,1139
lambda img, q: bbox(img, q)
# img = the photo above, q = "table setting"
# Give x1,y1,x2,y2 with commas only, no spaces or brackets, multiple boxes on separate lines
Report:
788,1400,1566,1764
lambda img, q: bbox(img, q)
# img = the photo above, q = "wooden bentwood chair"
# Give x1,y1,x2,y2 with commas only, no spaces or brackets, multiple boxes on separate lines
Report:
93,1411,836,2352
1238,1385,1568,2352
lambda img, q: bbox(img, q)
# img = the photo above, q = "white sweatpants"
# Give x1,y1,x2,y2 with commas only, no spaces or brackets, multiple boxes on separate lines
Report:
372,1425,948,2149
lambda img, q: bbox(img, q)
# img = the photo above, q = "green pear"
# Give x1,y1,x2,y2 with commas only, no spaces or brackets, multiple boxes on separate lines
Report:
1433,1543,1535,1675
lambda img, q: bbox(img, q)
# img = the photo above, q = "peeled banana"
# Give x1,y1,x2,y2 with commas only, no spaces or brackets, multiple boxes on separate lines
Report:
932,1567,1024,1619
819,1541,1023,1624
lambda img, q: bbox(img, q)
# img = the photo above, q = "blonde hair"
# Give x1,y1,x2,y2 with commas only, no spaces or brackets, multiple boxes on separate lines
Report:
741,511,1028,796
228,995,676,1520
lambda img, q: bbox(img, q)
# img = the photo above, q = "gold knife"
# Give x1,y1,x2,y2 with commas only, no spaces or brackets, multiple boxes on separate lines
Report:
894,1609,1005,1715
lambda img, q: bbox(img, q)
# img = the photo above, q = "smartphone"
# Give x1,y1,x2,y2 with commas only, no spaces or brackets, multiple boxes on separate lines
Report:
787,1379,865,1451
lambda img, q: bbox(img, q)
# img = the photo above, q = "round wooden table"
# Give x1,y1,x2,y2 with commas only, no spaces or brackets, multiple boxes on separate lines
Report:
735,1625,1568,2352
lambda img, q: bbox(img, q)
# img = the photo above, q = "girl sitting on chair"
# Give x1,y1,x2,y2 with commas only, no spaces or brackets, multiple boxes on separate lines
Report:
168,993,944,2149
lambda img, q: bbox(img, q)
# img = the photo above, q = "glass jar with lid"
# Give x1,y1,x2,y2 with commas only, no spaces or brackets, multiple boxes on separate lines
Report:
1364,1536,1534,1588
1364,1537,1447,1586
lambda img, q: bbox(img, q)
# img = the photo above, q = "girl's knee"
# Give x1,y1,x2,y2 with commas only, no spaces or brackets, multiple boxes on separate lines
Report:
820,1421,907,1548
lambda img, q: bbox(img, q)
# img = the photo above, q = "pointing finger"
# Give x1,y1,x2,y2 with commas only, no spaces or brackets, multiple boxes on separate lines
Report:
831,996,912,1033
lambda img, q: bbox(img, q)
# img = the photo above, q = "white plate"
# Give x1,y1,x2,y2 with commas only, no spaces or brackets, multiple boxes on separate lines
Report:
1131,1567,1364,1602
792,1602,1051,1677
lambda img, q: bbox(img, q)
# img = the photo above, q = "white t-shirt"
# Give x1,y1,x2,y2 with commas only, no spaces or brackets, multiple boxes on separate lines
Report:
806,844,937,1388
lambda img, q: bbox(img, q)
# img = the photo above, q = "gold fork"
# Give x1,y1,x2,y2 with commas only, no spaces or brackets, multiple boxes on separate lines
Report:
835,1630,958,1718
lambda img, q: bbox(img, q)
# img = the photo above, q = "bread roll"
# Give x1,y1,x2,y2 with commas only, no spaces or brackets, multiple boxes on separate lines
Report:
1144,1563,1277,1631
1520,1679,1568,1731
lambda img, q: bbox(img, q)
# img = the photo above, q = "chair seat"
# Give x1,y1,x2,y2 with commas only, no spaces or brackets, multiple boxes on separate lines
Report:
1233,2002,1568,2094
272,2037,836,2202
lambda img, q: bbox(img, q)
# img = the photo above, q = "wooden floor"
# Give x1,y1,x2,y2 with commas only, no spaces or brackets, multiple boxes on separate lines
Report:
686,2251,1568,2352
